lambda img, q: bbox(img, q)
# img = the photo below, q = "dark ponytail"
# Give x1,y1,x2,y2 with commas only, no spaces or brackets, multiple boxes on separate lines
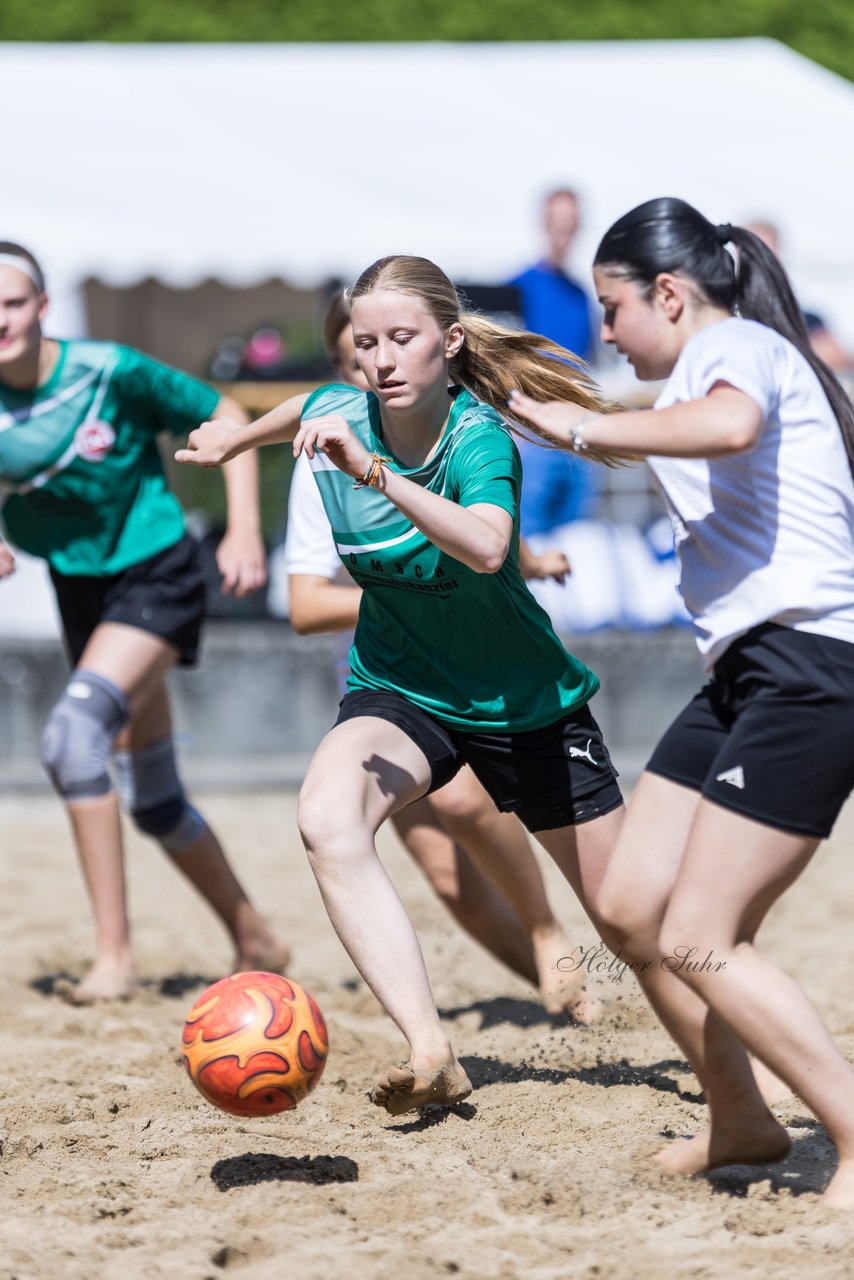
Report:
594,198,854,476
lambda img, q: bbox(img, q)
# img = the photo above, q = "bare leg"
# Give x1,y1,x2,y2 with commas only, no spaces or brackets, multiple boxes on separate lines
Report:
596,773,788,1110
56,625,175,1002
120,682,289,974
533,801,626,1025
427,768,593,1017
391,799,540,984
298,716,471,1115
57,623,287,1002
658,801,854,1203
57,794,136,1001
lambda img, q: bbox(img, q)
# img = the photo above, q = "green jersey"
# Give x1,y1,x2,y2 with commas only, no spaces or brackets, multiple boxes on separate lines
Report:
0,340,220,575
302,383,599,732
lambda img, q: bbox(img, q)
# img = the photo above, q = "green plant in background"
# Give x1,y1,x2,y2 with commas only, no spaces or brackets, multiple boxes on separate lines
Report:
1,1,852,83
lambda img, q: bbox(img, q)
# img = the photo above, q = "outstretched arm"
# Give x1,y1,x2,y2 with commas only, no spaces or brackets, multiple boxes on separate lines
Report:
175,392,311,467
508,383,763,459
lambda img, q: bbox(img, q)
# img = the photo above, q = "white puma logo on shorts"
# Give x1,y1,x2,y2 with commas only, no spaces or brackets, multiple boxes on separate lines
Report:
569,739,596,765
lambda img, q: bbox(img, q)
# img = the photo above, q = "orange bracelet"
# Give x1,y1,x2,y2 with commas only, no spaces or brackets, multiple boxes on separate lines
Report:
353,452,390,490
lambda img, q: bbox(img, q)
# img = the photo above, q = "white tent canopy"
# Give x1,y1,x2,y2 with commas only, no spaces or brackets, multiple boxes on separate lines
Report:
4,38,854,339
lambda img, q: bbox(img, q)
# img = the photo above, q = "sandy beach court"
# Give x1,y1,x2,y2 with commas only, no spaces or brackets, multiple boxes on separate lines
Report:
2,789,853,1278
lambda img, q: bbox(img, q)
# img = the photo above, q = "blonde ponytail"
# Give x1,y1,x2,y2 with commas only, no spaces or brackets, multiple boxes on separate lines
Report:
453,312,620,465
351,254,620,466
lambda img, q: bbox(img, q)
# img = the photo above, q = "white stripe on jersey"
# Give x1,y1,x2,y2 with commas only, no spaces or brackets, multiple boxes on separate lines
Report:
0,366,101,433
13,352,118,494
335,525,422,556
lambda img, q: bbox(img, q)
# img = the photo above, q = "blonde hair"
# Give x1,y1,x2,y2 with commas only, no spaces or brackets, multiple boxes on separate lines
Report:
349,255,618,464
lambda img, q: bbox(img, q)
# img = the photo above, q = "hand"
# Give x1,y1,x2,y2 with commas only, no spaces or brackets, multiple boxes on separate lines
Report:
216,527,268,598
0,542,16,578
507,389,597,446
175,418,244,468
292,415,372,482
523,548,570,584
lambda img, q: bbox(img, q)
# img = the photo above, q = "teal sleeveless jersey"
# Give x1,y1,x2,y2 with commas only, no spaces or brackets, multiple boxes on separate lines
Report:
302,383,599,732
0,340,220,575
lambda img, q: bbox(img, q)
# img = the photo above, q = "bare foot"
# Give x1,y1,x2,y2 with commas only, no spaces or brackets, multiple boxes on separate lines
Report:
55,954,137,1005
370,1056,472,1116
655,1113,791,1176
532,926,601,1024
822,1158,854,1208
234,935,291,976
750,1056,793,1106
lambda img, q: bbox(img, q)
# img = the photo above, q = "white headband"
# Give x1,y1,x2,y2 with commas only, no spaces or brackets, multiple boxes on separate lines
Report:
0,253,44,290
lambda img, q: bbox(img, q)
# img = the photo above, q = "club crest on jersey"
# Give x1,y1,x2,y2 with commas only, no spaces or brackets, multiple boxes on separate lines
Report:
75,420,116,462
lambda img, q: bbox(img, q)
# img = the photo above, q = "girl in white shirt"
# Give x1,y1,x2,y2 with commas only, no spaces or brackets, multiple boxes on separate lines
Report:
510,196,854,1208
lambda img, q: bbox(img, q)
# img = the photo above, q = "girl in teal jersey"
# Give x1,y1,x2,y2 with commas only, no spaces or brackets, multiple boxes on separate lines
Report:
509,198,854,1207
0,243,289,1002
180,254,628,1115
287,293,590,1020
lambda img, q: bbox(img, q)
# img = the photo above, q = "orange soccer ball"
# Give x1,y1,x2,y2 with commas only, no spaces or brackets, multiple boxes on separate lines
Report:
181,972,328,1117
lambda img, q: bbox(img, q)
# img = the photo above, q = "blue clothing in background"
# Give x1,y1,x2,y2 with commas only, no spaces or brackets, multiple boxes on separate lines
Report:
509,260,599,533
509,261,594,362
515,437,600,536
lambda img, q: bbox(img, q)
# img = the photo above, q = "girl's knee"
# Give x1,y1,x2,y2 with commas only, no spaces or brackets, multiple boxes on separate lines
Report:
297,783,369,861
595,883,648,946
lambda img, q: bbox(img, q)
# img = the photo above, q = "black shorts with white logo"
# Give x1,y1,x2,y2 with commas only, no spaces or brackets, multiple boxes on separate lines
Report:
646,622,854,839
50,535,206,668
335,688,623,833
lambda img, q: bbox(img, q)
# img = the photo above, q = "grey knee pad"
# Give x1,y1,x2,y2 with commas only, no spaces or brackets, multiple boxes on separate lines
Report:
112,738,206,855
40,670,130,800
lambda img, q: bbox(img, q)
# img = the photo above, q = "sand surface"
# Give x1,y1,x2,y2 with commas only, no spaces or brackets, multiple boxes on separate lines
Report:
2,790,854,1278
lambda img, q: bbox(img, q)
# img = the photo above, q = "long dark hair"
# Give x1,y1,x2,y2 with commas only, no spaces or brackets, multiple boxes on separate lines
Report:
594,198,854,475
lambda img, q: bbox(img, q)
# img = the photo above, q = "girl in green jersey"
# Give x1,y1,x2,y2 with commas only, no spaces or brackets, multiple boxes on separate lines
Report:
287,292,590,1020
0,242,289,1002
179,254,626,1115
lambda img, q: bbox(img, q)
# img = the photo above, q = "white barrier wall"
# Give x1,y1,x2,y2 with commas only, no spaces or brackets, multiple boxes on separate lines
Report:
0,622,703,792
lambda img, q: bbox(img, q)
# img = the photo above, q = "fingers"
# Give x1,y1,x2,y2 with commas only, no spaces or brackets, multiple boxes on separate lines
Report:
231,561,267,599
507,388,545,423
216,537,268,599
218,562,239,596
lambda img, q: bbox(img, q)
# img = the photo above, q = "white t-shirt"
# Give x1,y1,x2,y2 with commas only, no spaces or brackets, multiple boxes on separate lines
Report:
283,451,354,693
282,451,341,579
650,317,854,668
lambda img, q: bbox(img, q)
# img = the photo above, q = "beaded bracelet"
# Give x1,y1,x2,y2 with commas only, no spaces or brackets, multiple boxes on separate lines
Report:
353,452,390,490
568,412,598,453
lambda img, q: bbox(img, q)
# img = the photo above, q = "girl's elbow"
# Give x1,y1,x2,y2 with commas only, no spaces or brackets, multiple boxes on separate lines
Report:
478,539,510,575
289,611,313,635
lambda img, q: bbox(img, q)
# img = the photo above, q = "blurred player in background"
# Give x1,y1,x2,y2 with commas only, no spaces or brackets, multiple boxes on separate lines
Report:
0,241,289,1002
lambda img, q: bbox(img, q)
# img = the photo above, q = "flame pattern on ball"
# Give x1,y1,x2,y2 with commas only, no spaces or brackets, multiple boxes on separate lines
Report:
181,972,328,1117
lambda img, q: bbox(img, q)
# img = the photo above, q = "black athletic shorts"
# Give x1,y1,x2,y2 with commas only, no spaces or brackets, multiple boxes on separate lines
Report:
646,622,854,839
50,535,206,668
335,688,623,833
